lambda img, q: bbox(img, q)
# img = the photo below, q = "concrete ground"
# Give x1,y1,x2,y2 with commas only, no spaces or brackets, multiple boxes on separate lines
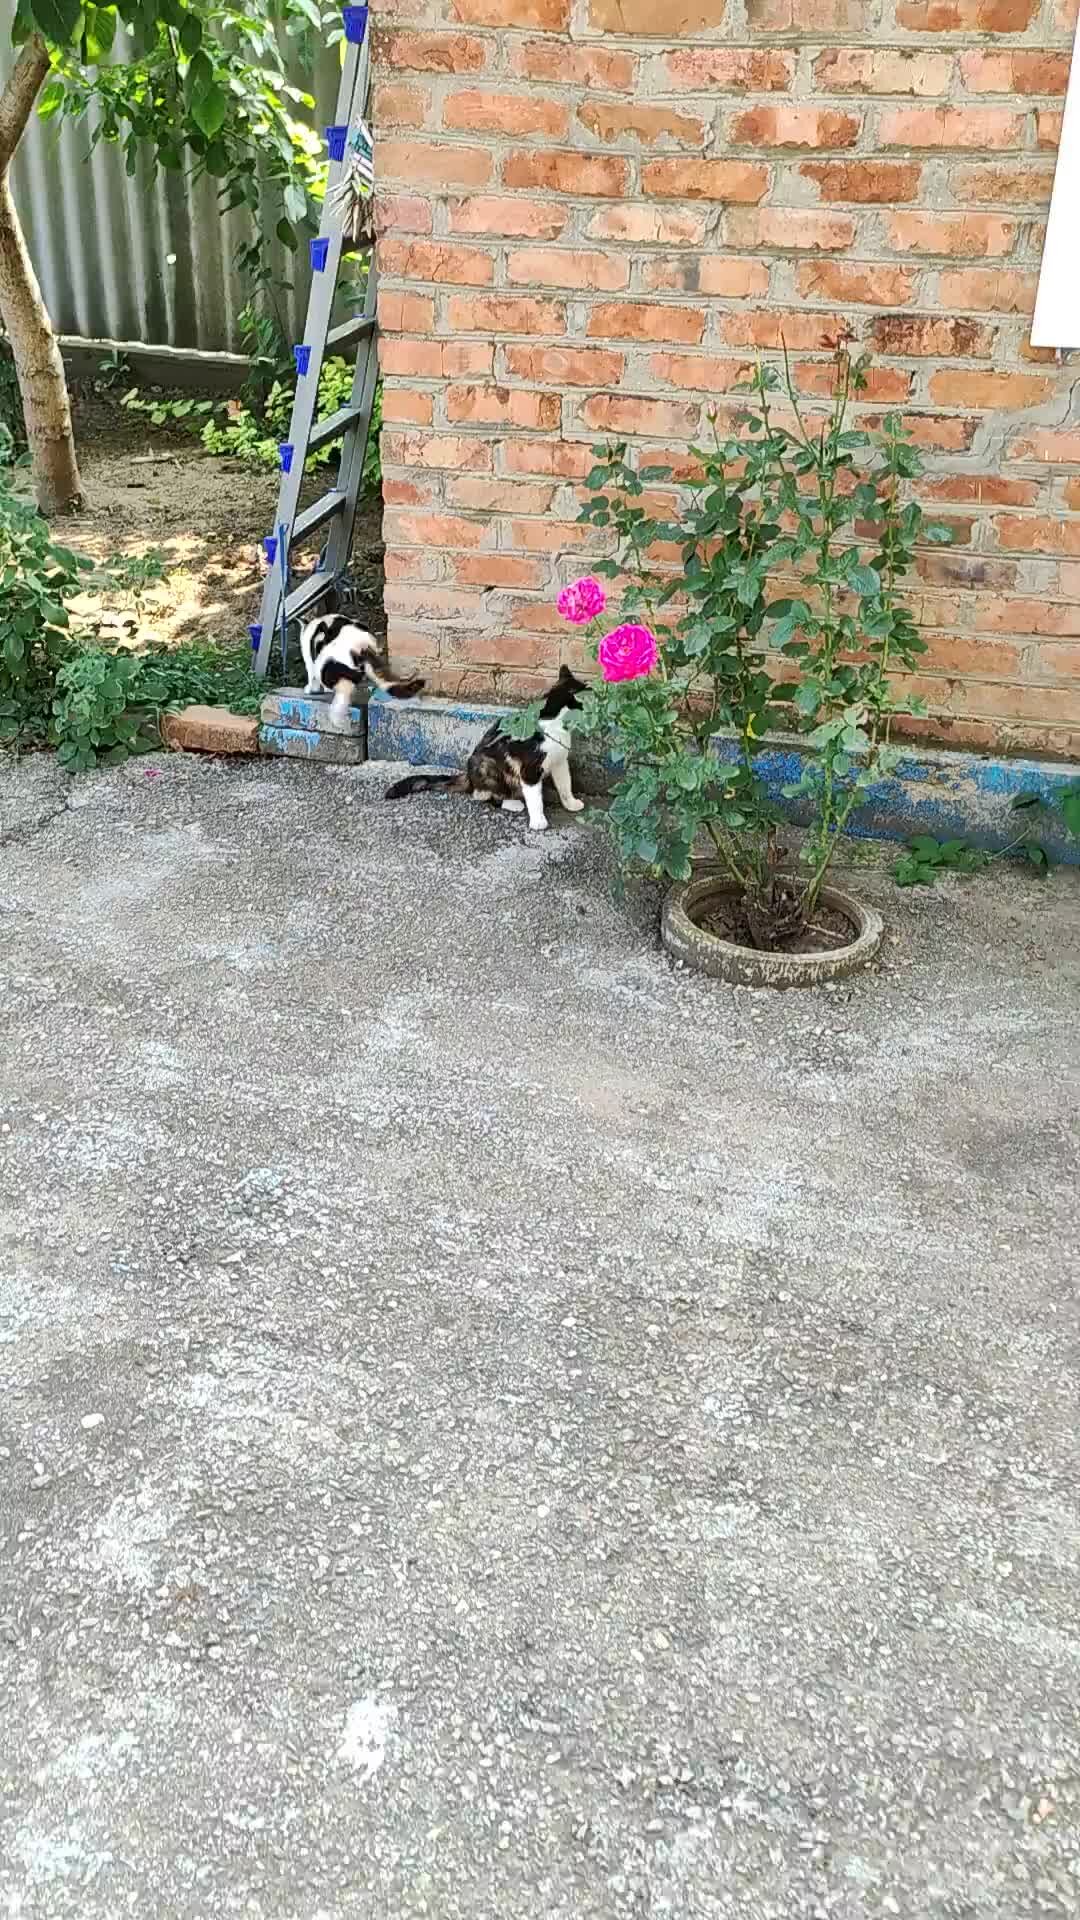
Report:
1,750,1079,1920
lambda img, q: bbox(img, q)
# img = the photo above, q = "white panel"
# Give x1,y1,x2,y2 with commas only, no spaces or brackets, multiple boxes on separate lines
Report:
0,2,339,352
1032,29,1080,349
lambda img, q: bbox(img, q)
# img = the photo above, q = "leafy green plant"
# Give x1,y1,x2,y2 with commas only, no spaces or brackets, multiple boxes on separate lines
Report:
99,547,168,619
120,361,384,492
573,336,953,950
95,345,132,390
0,458,92,746
895,780,1080,886
52,646,159,770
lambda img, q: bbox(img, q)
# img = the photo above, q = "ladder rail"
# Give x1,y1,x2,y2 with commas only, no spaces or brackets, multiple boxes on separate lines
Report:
252,10,377,677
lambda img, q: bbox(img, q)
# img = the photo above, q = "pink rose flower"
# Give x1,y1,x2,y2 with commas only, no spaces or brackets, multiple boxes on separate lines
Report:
599,623,659,684
557,576,606,626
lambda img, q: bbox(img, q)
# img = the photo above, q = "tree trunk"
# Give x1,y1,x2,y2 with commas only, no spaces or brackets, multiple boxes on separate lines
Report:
0,35,82,515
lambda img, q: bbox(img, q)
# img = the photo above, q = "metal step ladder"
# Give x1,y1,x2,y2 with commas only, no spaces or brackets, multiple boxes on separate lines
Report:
250,3,378,678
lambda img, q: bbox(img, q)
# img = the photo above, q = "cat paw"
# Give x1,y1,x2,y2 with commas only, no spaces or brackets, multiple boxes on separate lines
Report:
529,817,549,832
561,796,586,813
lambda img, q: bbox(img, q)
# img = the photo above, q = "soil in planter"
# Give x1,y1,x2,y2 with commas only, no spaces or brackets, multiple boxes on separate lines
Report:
692,892,858,956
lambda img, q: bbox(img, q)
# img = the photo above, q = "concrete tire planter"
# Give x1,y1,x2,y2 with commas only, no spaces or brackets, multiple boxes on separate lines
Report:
661,873,885,989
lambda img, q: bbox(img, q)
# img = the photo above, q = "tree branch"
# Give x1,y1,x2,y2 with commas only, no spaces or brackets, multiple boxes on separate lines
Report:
0,34,50,176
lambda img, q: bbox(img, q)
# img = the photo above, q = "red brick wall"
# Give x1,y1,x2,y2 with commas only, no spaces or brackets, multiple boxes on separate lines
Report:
371,0,1080,759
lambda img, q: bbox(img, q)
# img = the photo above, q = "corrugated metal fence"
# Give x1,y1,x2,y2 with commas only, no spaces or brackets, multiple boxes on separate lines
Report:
2,5,339,353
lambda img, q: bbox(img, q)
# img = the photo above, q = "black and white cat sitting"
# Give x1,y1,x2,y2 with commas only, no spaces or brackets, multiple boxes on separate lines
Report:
384,665,587,832
300,614,425,728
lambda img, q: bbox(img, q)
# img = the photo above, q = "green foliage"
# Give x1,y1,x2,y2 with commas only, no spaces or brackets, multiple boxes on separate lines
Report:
0,459,92,746
575,340,954,947
49,640,266,770
120,363,383,494
891,781,1080,887
22,0,329,293
500,698,545,742
0,341,25,462
893,837,991,887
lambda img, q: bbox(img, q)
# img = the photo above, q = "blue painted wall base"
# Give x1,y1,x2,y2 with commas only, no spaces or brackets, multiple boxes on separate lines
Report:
364,694,1080,865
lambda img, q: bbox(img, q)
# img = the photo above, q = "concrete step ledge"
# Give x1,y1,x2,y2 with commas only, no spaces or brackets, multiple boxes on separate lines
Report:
259,724,365,765
260,688,368,736
366,693,1080,865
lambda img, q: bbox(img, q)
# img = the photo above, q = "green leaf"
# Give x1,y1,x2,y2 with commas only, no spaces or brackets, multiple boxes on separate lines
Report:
847,564,881,597
1011,790,1042,811
276,218,298,250
179,11,203,54
191,80,227,142
29,0,81,43
36,78,65,119
1059,784,1080,840
1025,843,1050,874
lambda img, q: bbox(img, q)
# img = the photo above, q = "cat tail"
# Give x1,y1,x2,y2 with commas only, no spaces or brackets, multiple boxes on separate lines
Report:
384,771,468,800
361,653,426,701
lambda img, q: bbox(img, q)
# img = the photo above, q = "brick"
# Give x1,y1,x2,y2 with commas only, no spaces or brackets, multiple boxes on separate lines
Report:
449,553,549,589
578,102,707,147
814,50,953,94
747,0,866,22
1034,642,1080,677
502,151,629,196
936,269,1036,313
866,413,978,450
927,637,1024,676
506,247,629,291
383,547,438,583
640,254,770,296
446,294,567,333
792,360,912,401
588,0,728,23
447,196,568,239
383,477,438,507
949,166,1055,208
869,312,994,355
880,109,1024,150
385,586,490,626
382,388,435,425
446,385,562,430
450,0,569,24
725,208,855,249
797,261,915,305
1066,480,1080,509
259,724,363,765
718,309,848,349
388,511,490,550
581,393,701,438
504,345,625,386
378,239,494,285
971,597,1080,636
584,204,709,245
382,431,493,472
730,106,860,149
1037,112,1063,151
377,140,492,190
928,369,1053,408
586,301,706,344
661,48,793,90
380,338,494,379
374,192,433,235
376,30,488,73
922,473,1040,505
896,0,1036,25
508,41,636,90
648,352,748,392
1010,430,1080,463
887,213,1018,257
802,161,922,202
511,518,599,551
959,51,1070,94
447,477,556,513
994,517,1080,556
372,83,432,130
163,706,259,755
503,439,595,478
377,290,436,333
642,159,769,202
443,89,569,138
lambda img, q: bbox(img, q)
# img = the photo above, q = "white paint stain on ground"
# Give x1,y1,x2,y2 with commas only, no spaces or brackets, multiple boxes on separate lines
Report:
88,1481,172,1588
336,1697,396,1781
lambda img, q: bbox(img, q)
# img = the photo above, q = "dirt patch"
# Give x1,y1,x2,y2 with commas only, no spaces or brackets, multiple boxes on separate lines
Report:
45,391,385,653
693,889,859,955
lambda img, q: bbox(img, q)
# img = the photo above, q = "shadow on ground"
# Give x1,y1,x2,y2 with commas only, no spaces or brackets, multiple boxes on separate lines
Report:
1,752,1079,1918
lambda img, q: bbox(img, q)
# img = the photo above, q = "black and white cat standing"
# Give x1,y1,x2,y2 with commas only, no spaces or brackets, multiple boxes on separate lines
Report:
385,666,587,832
300,614,425,728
